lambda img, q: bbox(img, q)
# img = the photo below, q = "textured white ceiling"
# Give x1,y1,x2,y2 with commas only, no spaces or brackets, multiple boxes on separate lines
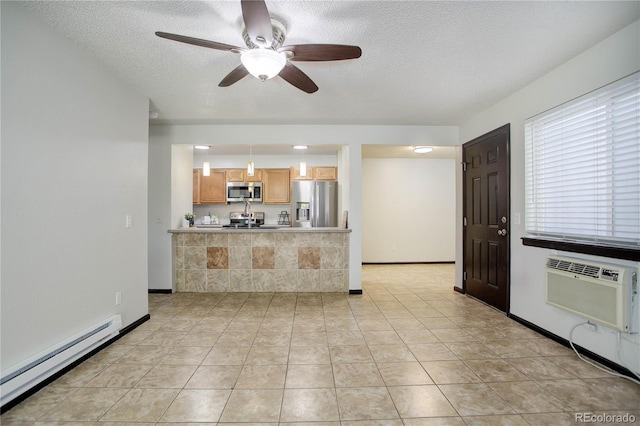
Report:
19,1,640,127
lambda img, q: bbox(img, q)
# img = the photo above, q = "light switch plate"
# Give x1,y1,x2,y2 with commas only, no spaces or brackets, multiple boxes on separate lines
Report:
125,215,133,228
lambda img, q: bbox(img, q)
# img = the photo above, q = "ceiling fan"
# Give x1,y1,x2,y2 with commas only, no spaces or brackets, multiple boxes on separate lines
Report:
156,0,362,94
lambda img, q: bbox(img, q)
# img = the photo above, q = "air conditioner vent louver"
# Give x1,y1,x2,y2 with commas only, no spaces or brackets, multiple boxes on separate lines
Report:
546,258,600,278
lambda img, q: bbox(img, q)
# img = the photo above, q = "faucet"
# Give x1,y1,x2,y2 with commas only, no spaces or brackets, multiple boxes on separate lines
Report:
244,199,252,228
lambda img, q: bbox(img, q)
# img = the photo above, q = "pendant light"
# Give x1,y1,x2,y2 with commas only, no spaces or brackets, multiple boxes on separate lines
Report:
247,147,255,177
203,161,210,177
298,145,308,177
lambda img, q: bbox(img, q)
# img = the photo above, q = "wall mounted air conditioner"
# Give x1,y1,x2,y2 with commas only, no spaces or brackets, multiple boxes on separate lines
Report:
546,256,636,332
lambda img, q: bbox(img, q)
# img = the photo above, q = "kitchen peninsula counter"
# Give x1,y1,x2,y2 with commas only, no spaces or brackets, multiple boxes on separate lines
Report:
168,227,350,292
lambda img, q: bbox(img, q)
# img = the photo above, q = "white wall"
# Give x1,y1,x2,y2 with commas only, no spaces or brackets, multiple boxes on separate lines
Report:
148,124,458,291
362,158,455,262
148,137,172,290
1,2,149,371
459,20,640,374
171,145,194,229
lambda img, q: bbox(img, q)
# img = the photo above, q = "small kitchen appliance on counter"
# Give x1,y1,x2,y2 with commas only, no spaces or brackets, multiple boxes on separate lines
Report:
223,211,265,228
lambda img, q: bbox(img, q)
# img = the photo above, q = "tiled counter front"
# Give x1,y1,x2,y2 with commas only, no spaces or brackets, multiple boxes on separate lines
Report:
170,229,350,292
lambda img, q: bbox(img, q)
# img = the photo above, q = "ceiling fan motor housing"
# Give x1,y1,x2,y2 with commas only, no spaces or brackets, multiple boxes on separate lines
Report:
243,19,286,50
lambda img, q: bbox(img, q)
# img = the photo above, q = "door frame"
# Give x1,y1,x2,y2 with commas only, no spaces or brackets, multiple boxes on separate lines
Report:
460,124,511,313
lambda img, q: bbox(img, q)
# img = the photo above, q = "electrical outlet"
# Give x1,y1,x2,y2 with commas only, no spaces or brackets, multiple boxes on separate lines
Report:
115,291,122,305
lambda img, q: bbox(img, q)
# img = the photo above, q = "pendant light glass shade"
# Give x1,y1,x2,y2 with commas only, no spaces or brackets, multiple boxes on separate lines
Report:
203,161,210,177
241,49,286,81
299,161,307,177
247,146,255,177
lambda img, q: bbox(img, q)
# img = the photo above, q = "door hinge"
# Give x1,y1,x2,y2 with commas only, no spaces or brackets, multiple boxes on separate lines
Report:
463,217,467,226
463,271,467,281
461,162,467,172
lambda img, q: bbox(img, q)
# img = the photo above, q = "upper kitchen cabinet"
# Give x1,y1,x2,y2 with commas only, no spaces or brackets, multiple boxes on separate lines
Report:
263,168,291,204
199,169,227,204
226,168,263,182
313,166,338,181
291,166,338,181
291,166,313,181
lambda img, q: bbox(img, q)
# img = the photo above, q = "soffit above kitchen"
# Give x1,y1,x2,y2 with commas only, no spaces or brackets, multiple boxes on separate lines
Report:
19,1,640,126
192,144,457,158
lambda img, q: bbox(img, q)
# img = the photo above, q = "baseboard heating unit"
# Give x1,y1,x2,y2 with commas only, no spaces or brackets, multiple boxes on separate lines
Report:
0,315,121,406
546,256,636,332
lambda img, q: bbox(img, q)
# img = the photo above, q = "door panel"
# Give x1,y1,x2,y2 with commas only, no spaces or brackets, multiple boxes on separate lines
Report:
463,124,510,313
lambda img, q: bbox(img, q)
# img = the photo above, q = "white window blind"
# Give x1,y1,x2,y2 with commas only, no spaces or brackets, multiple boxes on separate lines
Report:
525,72,640,248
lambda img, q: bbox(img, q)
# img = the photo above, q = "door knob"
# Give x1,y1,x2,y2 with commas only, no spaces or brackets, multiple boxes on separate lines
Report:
497,229,507,236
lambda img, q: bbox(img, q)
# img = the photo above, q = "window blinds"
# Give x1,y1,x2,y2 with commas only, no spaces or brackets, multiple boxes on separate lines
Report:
525,72,640,248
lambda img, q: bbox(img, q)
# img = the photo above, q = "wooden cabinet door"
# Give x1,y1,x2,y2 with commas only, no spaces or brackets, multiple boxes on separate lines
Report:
291,166,313,180
227,168,262,182
263,168,291,204
246,168,263,182
314,166,337,180
193,169,201,204
200,169,227,203
226,169,246,182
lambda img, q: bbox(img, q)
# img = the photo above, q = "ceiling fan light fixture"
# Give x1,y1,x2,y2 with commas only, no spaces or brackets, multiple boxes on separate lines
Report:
241,48,286,81
413,146,433,154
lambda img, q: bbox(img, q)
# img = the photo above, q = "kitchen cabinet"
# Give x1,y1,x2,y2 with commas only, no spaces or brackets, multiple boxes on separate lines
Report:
193,169,201,204
291,166,338,181
263,168,291,204
226,168,263,182
313,167,338,180
199,169,227,204
226,169,245,182
247,169,262,182
291,166,313,181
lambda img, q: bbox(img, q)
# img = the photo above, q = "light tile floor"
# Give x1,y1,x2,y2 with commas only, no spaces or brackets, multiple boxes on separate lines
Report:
2,264,639,425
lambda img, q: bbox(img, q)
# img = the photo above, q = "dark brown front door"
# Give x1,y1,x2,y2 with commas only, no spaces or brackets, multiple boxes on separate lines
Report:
463,124,510,312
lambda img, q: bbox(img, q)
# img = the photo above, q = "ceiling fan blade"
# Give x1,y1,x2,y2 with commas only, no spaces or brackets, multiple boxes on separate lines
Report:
155,31,243,52
279,62,318,94
219,64,250,87
241,0,273,47
280,44,362,61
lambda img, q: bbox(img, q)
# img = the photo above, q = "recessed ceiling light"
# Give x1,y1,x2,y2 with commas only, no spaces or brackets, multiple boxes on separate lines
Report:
292,145,308,150
194,145,210,150
413,146,433,154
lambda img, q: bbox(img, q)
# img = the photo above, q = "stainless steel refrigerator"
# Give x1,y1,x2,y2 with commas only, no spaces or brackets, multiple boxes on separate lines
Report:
292,180,338,228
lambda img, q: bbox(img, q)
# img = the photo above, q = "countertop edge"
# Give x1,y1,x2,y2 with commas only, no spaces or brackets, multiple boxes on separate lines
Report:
168,227,352,234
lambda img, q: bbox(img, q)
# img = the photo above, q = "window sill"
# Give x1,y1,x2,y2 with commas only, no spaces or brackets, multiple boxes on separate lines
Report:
521,237,639,262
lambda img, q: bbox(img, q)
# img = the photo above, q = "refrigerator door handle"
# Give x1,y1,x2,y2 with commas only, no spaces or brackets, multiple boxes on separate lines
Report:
313,183,319,227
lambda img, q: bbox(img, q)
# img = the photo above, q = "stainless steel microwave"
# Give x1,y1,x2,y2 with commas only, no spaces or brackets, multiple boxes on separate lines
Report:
226,182,262,202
